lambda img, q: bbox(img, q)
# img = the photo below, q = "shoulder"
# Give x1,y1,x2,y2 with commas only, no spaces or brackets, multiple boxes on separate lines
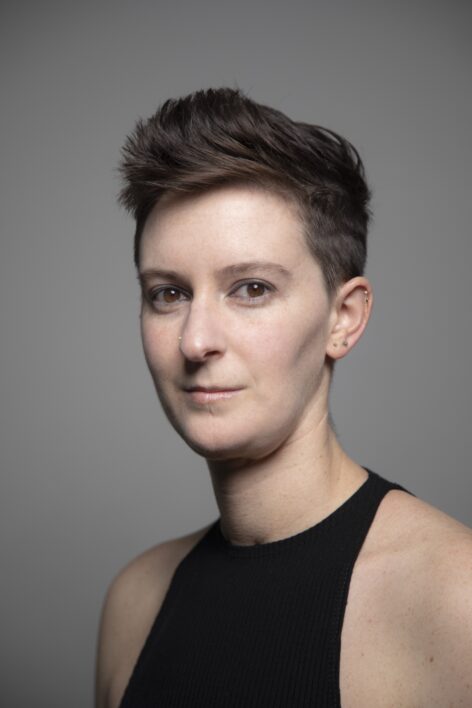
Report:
368,488,472,704
375,486,472,584
95,523,213,708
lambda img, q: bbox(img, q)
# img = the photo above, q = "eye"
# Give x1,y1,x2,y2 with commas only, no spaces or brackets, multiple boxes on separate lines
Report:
149,286,188,308
231,280,273,303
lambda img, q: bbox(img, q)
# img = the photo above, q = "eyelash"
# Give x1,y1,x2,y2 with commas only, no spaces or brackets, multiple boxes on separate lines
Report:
148,280,274,309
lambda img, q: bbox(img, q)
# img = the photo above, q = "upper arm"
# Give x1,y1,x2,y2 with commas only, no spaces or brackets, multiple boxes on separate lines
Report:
94,547,169,708
367,492,472,705
419,531,472,705
94,525,212,708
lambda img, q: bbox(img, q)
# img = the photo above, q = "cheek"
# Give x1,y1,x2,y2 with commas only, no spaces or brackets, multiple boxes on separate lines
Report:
140,320,174,382
242,310,328,381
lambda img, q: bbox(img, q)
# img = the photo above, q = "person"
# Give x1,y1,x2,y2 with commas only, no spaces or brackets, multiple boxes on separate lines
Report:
95,87,472,708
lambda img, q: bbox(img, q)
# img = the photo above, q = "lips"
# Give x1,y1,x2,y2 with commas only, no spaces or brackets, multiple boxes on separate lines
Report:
184,386,241,392
183,386,243,404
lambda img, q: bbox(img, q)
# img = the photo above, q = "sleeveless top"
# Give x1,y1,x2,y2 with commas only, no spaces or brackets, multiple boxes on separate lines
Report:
119,469,410,707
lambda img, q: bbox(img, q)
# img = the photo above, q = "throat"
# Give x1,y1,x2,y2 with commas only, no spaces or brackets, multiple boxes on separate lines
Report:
209,449,368,548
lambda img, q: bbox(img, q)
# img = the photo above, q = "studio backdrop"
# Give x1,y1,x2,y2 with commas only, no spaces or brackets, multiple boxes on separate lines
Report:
1,1,470,706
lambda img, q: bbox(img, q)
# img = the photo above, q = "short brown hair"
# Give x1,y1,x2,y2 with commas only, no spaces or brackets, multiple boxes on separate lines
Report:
118,87,371,297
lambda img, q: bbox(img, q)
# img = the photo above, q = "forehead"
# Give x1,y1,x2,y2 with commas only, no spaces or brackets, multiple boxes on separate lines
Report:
140,184,311,271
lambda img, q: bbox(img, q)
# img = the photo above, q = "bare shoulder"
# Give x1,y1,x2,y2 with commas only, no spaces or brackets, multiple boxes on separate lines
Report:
95,522,213,708
372,486,472,555
348,487,472,706
374,487,472,586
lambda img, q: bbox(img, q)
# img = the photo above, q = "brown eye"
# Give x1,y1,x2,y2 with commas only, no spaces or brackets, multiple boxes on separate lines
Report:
150,287,187,307
232,281,273,303
162,288,180,303
247,283,265,297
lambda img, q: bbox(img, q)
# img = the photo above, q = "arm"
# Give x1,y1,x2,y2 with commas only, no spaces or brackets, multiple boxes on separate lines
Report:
419,530,472,705
94,548,168,708
94,525,213,708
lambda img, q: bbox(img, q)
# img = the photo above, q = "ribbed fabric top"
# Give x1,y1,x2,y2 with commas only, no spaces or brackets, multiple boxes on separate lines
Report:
119,469,409,707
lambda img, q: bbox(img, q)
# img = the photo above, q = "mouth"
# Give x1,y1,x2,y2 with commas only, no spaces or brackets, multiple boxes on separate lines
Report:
183,387,244,404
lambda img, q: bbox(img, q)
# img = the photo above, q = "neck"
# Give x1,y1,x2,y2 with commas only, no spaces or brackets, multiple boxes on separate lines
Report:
207,413,368,547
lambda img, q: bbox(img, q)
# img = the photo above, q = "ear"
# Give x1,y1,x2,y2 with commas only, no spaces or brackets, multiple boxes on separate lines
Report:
326,277,373,361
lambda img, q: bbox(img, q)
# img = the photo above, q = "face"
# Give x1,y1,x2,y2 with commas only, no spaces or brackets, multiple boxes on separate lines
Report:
139,184,335,461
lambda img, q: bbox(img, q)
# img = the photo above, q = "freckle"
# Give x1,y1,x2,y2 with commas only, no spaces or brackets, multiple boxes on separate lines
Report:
429,656,434,663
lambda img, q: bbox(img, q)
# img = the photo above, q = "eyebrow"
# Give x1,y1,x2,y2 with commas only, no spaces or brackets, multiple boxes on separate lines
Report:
138,261,292,286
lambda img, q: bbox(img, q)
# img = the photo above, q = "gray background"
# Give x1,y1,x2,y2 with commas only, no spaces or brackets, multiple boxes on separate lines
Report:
1,1,470,706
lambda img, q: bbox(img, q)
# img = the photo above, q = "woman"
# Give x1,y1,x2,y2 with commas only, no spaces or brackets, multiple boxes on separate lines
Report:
95,88,472,707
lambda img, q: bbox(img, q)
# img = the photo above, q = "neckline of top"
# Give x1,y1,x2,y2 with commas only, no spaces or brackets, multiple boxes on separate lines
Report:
213,467,377,558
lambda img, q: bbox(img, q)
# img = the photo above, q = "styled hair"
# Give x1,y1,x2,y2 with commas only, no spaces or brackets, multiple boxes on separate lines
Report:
118,87,371,297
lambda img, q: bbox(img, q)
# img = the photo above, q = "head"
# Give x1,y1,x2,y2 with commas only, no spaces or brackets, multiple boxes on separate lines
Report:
118,88,373,462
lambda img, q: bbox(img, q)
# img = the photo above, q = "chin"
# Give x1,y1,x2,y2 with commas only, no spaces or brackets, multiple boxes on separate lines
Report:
166,415,254,459
159,395,287,461
180,428,250,460
178,418,287,463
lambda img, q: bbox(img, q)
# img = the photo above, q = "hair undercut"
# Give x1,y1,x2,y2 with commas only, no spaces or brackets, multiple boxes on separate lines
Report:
118,87,371,298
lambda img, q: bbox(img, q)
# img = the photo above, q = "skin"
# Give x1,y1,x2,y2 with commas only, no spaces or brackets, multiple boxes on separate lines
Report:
95,184,472,708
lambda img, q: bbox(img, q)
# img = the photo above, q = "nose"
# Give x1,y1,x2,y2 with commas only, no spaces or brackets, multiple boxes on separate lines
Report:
179,298,227,362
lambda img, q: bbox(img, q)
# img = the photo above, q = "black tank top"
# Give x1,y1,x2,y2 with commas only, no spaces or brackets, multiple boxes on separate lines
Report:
119,469,410,707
